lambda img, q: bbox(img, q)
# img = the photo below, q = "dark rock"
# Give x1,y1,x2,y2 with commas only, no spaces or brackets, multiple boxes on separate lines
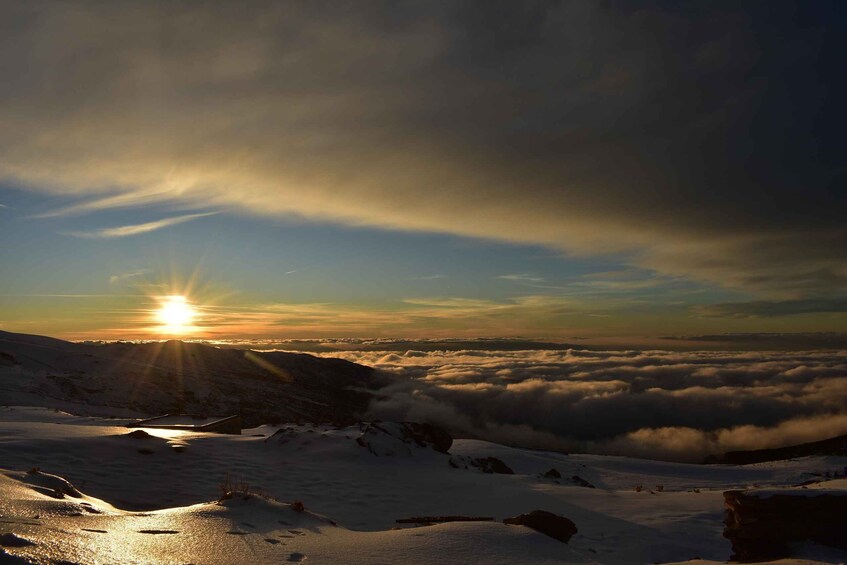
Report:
542,468,561,479
403,422,453,453
0,352,20,365
356,422,452,456
571,475,596,488
21,470,81,498
471,457,514,475
0,533,36,547
503,510,577,543
724,489,847,562
126,430,153,439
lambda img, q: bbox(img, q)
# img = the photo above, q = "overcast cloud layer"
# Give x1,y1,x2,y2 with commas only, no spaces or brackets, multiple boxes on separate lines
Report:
322,348,847,461
1,1,845,308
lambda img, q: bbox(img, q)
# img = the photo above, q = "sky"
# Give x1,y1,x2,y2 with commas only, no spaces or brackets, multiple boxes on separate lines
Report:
1,0,845,340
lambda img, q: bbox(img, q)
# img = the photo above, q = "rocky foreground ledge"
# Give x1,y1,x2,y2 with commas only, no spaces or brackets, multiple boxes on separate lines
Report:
723,487,847,562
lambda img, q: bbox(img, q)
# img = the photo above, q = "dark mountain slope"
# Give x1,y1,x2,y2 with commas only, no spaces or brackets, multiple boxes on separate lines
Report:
0,331,387,426
706,433,847,465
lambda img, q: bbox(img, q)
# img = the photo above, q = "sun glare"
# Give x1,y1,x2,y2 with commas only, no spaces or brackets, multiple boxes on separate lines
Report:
155,295,196,334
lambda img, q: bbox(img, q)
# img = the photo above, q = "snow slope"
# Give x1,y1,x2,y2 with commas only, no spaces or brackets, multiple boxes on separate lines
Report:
0,467,574,565
1,407,845,564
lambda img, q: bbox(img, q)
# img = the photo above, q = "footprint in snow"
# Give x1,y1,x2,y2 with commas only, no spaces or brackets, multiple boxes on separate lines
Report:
138,530,179,534
81,529,107,533
287,553,306,562
0,519,39,527
264,538,280,544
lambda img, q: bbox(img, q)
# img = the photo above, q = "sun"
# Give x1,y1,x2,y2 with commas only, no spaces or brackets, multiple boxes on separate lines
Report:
155,295,197,334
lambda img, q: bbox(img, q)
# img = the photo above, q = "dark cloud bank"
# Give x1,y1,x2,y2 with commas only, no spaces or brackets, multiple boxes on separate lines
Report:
325,348,847,462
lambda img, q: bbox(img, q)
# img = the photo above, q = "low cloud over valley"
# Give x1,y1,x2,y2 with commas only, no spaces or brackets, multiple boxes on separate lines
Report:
324,348,847,461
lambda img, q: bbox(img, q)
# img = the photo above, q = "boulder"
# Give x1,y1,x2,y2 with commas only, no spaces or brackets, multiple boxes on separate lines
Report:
19,470,81,499
471,457,514,475
571,475,596,489
542,468,561,479
503,510,577,543
724,489,847,562
402,422,453,453
356,422,452,456
0,533,35,547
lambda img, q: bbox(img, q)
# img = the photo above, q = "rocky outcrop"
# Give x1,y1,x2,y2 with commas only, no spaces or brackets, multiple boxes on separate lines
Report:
20,469,81,499
724,489,847,562
571,475,595,488
401,422,453,453
125,430,154,439
503,510,577,543
470,457,514,475
356,422,452,456
0,533,36,547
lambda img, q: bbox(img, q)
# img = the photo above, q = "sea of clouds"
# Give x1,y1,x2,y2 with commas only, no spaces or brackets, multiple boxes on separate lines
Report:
319,348,847,462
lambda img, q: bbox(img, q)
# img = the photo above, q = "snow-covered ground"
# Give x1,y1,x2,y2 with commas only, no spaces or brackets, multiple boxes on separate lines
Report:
1,407,845,564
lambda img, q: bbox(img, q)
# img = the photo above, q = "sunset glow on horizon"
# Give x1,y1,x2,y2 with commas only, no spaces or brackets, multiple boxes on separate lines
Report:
0,1,844,342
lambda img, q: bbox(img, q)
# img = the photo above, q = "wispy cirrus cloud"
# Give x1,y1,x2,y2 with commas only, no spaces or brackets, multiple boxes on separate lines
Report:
694,298,847,318
496,273,546,284
32,191,171,218
108,269,152,285
0,293,137,298
407,274,448,281
0,2,842,301
63,212,218,239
